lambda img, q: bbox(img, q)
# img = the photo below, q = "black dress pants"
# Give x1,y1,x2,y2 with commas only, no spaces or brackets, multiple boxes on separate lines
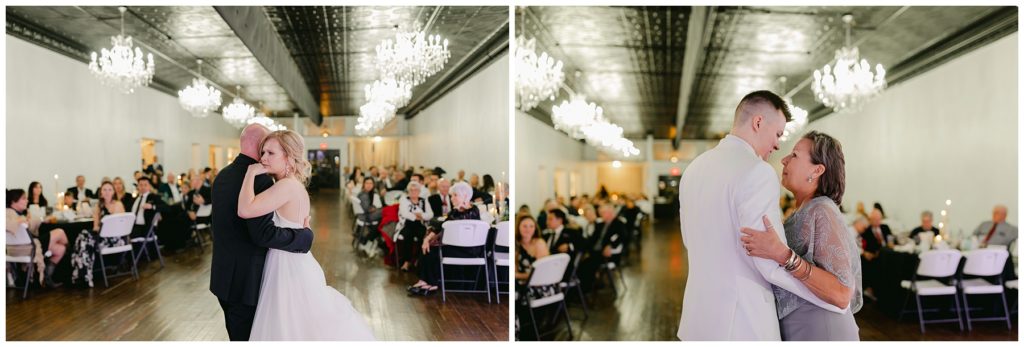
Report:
219,299,257,341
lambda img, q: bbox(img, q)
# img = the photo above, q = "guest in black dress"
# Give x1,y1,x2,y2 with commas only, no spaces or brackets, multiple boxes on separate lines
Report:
69,182,128,287
407,182,485,296
27,181,48,208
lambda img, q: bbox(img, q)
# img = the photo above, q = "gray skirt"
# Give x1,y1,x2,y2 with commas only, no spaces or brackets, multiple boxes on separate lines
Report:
780,301,860,341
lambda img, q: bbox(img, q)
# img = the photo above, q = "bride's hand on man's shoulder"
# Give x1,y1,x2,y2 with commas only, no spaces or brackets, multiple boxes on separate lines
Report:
246,163,268,176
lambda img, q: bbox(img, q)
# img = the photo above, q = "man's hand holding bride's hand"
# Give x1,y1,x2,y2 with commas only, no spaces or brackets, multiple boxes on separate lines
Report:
246,163,268,176
740,215,791,265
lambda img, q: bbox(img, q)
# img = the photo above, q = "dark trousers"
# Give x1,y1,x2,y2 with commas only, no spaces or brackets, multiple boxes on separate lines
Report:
219,299,257,341
577,251,618,291
397,222,426,266
417,245,484,286
861,255,879,290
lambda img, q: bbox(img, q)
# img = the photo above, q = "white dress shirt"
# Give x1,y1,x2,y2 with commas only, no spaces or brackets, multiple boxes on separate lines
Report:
132,192,149,225
677,135,842,341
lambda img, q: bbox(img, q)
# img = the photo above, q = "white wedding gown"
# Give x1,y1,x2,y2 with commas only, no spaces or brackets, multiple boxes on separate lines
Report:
249,212,376,341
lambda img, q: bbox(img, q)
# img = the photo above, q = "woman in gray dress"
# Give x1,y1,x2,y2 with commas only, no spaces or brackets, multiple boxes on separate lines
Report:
740,131,862,341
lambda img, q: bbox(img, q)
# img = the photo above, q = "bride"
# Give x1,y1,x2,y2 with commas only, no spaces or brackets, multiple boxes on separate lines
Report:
237,129,376,340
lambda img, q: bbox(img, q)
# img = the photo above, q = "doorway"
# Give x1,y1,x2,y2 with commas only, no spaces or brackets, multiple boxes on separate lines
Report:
308,149,341,190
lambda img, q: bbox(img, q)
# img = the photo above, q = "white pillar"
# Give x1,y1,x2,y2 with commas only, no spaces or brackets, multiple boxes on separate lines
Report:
644,134,656,220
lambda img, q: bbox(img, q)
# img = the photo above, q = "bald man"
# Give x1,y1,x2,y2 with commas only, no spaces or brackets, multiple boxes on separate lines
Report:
210,124,315,341
973,204,1018,248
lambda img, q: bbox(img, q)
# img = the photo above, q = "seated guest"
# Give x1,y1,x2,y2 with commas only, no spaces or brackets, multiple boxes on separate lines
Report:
128,177,164,238
60,190,77,211
543,209,583,256
973,204,1018,248
579,204,599,239
7,189,68,287
536,199,560,231
567,196,584,216
132,171,143,192
112,177,133,209
67,175,95,203
577,204,626,292
909,210,940,243
27,181,49,208
515,215,550,281
408,182,483,296
409,173,430,198
390,170,409,192
428,179,453,218
473,174,496,205
861,208,891,300
356,177,383,224
377,167,393,191
202,167,214,188
69,182,127,287
396,182,434,271
158,171,182,204
850,216,869,249
469,174,481,190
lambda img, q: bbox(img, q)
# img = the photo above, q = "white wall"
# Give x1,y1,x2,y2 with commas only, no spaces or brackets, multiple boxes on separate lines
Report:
515,110,591,211
769,32,1018,235
407,53,510,183
6,36,241,193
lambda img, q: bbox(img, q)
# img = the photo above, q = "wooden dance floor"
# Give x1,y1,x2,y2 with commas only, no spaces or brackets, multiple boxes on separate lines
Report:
546,215,1018,341
6,189,508,341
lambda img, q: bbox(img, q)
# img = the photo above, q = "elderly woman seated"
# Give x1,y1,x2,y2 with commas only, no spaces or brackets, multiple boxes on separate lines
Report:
406,182,486,296
396,181,434,272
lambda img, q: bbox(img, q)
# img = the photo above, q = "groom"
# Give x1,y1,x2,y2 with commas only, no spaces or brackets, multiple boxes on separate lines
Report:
676,91,842,340
210,124,315,341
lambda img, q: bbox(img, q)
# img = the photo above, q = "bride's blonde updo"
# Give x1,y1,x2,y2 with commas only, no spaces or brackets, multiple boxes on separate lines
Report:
259,130,311,186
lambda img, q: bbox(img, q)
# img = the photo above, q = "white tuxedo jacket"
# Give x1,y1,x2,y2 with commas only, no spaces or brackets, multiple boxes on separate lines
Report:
677,135,842,341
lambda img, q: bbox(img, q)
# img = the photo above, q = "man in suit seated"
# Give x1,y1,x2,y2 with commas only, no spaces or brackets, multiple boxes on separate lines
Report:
861,208,891,300
427,178,452,219
66,175,95,203
909,210,940,243
577,203,625,292
543,209,583,255
973,204,1018,248
129,177,165,239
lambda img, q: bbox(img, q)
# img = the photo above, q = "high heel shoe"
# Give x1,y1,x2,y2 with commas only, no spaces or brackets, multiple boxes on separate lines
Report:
420,287,438,296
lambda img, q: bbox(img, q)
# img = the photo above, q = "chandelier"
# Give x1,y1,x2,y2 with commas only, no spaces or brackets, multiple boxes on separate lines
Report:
811,14,886,112
374,28,451,87
247,114,285,132
551,95,640,157
777,76,810,142
178,59,222,117
515,35,564,112
356,101,397,136
365,78,412,108
222,85,255,127
88,6,155,94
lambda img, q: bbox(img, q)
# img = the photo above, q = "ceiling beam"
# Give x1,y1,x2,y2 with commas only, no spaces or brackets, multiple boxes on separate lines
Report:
214,6,322,125
672,6,712,148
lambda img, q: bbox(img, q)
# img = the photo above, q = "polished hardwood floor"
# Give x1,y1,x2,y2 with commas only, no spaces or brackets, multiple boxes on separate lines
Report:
6,189,508,341
539,216,1018,341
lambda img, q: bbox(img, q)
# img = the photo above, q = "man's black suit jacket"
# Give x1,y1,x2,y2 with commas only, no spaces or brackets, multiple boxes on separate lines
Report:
210,154,314,306
66,186,95,201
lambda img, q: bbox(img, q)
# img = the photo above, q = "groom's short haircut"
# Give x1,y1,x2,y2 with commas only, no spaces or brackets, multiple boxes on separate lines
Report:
734,90,793,125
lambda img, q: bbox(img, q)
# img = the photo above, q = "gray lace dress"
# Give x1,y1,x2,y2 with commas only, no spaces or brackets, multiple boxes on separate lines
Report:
774,196,863,341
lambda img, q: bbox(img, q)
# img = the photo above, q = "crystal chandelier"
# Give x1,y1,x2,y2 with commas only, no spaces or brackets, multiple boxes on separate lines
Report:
222,85,255,128
374,28,451,87
88,6,155,94
247,114,285,132
551,95,640,157
178,59,222,118
777,76,809,142
811,14,886,112
355,101,397,136
515,35,564,112
365,78,412,108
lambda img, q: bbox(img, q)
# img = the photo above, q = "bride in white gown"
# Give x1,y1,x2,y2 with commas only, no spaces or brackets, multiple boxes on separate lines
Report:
237,130,376,341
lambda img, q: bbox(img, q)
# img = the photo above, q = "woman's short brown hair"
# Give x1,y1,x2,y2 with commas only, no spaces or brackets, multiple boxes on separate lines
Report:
803,131,846,206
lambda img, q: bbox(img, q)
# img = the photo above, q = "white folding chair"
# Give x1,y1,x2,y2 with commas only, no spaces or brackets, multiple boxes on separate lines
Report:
131,212,164,269
491,221,510,303
960,248,1012,331
439,220,492,303
525,253,572,340
898,249,963,333
192,204,213,249
96,213,139,287
6,222,35,299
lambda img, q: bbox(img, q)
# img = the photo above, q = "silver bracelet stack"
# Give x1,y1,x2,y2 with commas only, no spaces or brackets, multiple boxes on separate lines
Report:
782,249,800,272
